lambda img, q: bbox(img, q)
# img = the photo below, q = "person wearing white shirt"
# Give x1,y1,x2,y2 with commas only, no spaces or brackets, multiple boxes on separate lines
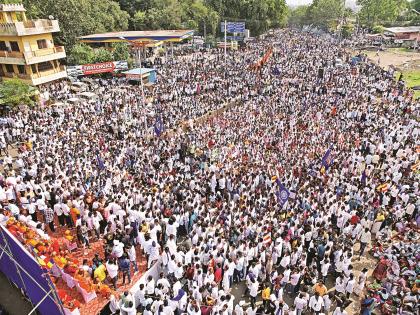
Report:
294,293,307,315
359,228,371,257
134,283,147,310
333,306,348,315
248,278,259,308
121,301,136,315
106,258,119,289
345,274,356,298
309,292,324,314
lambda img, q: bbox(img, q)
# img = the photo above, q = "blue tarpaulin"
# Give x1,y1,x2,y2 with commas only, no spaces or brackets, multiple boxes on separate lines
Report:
0,225,64,315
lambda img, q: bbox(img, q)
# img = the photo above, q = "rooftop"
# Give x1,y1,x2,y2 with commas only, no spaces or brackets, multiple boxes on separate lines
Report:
79,30,194,43
0,4,26,12
384,26,420,34
122,68,156,75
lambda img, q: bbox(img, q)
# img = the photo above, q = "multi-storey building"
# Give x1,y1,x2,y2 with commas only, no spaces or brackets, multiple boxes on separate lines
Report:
0,3,67,86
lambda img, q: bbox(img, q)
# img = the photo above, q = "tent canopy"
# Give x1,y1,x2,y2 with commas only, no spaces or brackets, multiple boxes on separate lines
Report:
79,30,194,43
122,68,156,76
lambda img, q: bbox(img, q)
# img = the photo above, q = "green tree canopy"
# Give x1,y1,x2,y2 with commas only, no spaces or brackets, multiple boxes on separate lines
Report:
67,43,95,65
112,42,130,61
22,0,129,48
288,5,309,27
306,0,346,29
0,79,36,107
92,48,114,63
357,0,408,26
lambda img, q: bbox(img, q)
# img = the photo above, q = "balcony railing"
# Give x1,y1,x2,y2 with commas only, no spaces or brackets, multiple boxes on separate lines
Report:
32,65,66,79
17,73,31,80
0,19,60,36
30,46,65,57
0,50,24,58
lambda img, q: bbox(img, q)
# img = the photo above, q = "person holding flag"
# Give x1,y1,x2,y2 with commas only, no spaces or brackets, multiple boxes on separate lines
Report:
275,179,290,208
154,116,164,137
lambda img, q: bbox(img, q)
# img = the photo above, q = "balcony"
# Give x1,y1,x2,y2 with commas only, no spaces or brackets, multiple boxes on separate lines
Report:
0,50,25,65
1,65,67,86
24,46,66,65
31,65,67,85
0,19,60,36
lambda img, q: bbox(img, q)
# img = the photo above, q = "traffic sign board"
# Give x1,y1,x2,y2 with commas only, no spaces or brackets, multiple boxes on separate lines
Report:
221,22,246,33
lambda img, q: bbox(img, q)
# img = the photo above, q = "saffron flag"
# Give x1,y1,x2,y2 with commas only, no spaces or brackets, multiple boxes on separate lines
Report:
154,116,164,137
275,179,289,208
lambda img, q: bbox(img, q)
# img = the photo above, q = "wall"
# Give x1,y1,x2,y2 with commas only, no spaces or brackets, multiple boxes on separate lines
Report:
0,33,54,52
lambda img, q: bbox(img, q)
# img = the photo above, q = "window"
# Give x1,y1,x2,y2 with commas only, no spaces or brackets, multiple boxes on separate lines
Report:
17,65,25,74
0,41,6,51
0,65,4,77
31,64,37,74
37,39,48,50
5,64,14,73
37,61,54,72
9,41,19,52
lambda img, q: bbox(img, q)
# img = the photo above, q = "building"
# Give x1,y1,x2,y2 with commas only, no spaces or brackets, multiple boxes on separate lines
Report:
0,4,67,86
384,26,420,41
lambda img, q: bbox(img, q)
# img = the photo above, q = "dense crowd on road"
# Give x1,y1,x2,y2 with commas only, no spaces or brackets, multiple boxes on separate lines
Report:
0,30,419,315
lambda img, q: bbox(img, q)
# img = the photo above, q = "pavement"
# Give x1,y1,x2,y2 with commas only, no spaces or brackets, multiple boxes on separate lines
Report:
0,272,33,315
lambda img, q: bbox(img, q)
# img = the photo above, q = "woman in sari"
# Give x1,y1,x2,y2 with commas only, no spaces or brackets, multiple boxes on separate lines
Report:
372,256,389,281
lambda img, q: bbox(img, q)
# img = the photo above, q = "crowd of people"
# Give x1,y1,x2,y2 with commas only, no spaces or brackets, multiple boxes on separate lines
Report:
0,29,419,315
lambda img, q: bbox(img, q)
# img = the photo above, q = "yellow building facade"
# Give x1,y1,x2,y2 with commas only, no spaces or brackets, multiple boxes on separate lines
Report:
0,4,67,86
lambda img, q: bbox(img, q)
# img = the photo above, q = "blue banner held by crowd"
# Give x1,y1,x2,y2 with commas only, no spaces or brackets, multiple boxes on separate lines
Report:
361,170,367,186
321,148,333,170
275,179,290,207
154,116,164,137
96,152,105,171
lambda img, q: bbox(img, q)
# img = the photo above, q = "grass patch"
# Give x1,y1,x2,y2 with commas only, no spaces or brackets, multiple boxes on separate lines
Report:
394,70,420,99
389,47,416,53
403,71,420,88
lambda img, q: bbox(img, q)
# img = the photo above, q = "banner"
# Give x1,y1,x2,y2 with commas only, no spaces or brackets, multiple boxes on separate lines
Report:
67,61,128,77
220,22,246,33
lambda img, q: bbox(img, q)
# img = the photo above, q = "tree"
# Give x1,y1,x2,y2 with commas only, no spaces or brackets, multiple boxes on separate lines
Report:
92,48,114,63
0,79,36,107
112,43,130,61
22,0,129,48
372,24,384,33
413,0,420,11
307,0,345,29
341,23,355,38
288,5,309,27
67,43,95,65
357,0,408,26
132,11,148,30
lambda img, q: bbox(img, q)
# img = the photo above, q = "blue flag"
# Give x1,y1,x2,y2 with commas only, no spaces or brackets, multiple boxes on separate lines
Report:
275,179,289,208
361,170,367,186
272,66,280,75
96,152,105,171
154,116,164,137
321,148,333,170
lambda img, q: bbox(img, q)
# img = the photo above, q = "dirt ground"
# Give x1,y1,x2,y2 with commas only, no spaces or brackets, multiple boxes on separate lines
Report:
362,49,420,72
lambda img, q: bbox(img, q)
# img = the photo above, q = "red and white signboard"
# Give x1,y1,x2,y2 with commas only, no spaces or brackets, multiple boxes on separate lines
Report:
67,61,128,77
81,62,115,75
